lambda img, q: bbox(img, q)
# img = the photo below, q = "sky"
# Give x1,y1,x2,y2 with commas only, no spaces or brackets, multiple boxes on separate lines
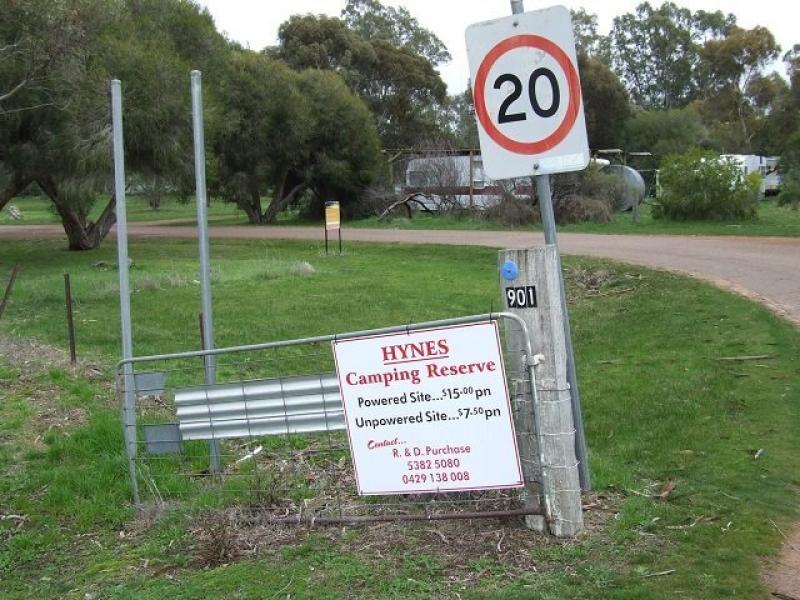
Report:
197,0,799,94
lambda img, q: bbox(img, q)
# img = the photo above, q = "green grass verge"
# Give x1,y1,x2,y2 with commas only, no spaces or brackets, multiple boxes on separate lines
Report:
0,195,246,226
3,195,799,237
0,238,798,598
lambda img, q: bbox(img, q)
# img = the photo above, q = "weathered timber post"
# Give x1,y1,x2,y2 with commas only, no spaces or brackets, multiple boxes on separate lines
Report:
0,263,21,321
64,273,77,364
499,245,584,538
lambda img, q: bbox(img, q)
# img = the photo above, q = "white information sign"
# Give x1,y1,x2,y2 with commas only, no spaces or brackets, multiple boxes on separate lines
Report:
465,5,589,179
332,322,523,495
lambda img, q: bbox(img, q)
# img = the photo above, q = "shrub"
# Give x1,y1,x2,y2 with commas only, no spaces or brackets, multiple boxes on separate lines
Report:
653,149,759,221
551,164,619,222
554,195,615,223
484,193,614,226
777,174,800,210
553,164,620,202
354,185,399,218
485,196,539,226
579,166,628,211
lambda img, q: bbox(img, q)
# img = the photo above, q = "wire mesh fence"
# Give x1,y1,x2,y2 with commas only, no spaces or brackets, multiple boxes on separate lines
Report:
117,314,543,524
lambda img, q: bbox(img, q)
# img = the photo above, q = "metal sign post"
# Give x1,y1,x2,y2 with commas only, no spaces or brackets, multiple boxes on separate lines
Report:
111,79,140,505
466,3,590,490
535,173,590,491
190,70,220,472
324,201,342,255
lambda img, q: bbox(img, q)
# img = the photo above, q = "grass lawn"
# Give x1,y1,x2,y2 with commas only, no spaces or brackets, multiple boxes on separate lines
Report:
0,238,798,598
0,195,247,226
3,195,799,237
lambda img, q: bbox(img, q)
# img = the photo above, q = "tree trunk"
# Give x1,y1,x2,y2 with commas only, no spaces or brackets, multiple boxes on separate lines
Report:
37,176,117,251
262,179,304,224
148,175,162,210
0,176,29,213
240,194,264,224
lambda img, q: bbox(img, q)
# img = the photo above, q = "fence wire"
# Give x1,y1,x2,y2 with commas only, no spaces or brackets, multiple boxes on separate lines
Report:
117,315,543,524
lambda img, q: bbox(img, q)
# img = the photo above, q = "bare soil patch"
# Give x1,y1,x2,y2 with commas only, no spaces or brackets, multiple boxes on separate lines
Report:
0,336,106,441
0,336,73,376
762,524,800,600
0,335,104,380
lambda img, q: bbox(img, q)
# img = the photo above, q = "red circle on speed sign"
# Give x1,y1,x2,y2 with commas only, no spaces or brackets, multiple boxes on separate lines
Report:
474,34,581,155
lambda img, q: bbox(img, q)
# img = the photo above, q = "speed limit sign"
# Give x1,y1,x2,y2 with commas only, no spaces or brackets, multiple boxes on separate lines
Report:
465,6,589,179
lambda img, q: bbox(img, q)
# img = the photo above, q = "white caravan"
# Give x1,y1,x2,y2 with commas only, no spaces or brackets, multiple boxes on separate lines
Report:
403,154,614,211
720,154,781,195
404,154,524,210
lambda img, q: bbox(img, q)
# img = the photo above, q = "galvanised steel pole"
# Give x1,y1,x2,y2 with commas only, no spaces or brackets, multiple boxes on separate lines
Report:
190,70,220,472
509,0,591,491
111,79,140,505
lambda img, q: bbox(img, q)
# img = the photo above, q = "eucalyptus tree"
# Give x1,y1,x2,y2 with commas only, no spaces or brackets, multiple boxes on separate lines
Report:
213,53,382,223
275,13,447,148
213,52,311,224
0,0,227,249
296,69,383,218
571,8,610,64
577,55,631,150
623,108,710,160
763,45,800,152
341,0,451,67
697,26,780,151
0,0,100,216
610,2,734,108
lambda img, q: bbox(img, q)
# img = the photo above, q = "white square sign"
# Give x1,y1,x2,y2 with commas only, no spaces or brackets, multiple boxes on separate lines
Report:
332,322,523,495
465,5,589,178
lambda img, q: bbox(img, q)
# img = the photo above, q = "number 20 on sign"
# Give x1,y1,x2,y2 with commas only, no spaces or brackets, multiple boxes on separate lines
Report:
465,5,589,180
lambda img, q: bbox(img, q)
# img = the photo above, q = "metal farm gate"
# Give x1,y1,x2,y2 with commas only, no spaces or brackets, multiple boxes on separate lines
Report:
116,313,551,525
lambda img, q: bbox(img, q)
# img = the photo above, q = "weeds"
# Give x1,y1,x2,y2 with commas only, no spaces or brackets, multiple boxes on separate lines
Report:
193,511,240,567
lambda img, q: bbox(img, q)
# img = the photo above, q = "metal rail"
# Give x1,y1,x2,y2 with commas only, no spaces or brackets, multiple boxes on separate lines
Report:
117,312,534,369
239,508,543,526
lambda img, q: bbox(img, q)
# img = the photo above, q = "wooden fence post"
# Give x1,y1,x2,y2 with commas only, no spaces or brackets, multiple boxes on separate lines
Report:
499,245,584,538
64,273,77,364
0,263,21,321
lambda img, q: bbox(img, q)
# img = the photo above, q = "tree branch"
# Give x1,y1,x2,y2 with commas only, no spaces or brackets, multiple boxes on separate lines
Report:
0,102,56,115
262,179,305,224
0,78,30,104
